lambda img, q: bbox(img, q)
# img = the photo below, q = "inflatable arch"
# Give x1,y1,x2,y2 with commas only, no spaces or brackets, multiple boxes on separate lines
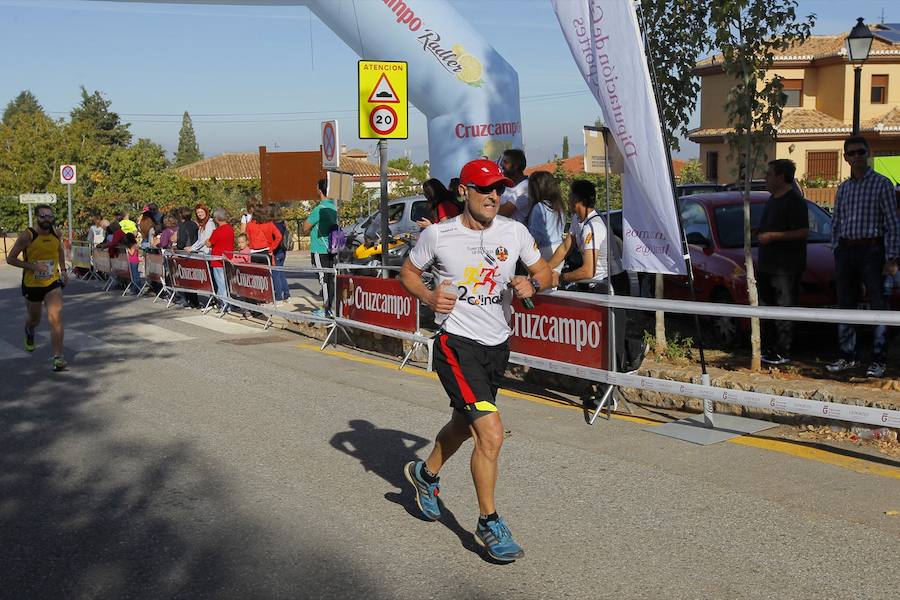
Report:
98,0,523,183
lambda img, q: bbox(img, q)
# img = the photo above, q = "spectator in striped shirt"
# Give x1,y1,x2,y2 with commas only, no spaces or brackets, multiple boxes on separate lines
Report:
826,136,900,378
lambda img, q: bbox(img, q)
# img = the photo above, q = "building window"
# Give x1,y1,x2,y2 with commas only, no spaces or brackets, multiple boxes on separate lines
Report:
706,151,719,182
782,79,803,107
871,75,888,104
806,150,839,182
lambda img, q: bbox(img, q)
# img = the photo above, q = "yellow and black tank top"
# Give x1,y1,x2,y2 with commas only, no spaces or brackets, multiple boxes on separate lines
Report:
22,227,61,288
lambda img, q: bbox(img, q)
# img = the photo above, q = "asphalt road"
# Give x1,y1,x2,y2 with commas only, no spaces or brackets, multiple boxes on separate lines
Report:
1,265,899,600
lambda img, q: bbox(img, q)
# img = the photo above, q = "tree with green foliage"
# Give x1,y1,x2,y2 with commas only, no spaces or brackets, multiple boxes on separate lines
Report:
639,0,710,152
388,156,429,184
0,111,66,230
711,0,814,370
639,0,712,353
562,136,569,159
175,111,203,167
3,90,44,125
70,86,132,148
0,87,268,238
679,159,705,184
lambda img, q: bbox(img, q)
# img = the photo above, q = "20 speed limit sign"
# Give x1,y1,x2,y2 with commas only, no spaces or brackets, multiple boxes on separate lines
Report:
369,105,398,136
358,60,407,139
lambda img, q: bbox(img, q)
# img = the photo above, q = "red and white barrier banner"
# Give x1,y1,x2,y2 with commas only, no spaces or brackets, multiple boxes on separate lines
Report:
110,254,131,280
224,259,275,304
71,244,92,269
92,249,111,274
144,252,165,283
167,255,214,293
509,294,608,370
336,274,418,333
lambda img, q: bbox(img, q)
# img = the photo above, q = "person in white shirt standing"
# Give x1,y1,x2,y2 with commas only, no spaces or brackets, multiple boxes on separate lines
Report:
399,159,552,562
497,149,529,223
548,179,625,295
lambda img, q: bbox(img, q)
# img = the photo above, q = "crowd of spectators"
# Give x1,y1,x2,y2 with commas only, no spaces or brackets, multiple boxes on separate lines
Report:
88,200,294,311
76,136,900,378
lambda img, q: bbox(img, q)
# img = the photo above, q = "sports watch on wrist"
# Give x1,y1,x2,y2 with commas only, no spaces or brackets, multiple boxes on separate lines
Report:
529,277,541,293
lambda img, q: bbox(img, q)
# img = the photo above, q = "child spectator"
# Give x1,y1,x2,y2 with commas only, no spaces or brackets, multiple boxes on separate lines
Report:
124,233,143,295
234,234,252,263
157,214,178,249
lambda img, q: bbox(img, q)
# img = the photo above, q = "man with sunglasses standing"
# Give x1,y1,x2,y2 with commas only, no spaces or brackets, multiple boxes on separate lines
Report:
5,204,68,371
827,136,900,378
399,159,552,562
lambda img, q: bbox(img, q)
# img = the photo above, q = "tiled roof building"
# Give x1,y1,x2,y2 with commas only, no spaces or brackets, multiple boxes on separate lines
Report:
525,155,688,180
689,25,900,184
174,147,407,184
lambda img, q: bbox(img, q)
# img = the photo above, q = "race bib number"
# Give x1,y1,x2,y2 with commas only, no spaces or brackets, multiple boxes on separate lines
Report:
34,260,55,280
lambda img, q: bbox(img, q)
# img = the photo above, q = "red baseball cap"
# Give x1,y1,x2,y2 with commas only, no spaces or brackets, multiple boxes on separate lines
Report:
459,159,514,188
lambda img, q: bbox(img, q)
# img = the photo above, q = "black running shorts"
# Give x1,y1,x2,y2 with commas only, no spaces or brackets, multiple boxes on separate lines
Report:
433,332,510,422
21,280,61,303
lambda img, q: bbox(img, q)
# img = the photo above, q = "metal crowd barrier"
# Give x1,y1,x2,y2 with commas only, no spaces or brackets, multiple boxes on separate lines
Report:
84,252,900,437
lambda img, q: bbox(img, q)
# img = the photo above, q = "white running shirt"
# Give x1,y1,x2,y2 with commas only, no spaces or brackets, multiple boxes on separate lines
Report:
500,178,529,223
410,215,542,346
571,210,624,282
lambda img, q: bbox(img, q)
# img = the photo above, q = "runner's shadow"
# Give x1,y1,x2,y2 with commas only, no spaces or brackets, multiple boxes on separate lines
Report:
330,420,497,562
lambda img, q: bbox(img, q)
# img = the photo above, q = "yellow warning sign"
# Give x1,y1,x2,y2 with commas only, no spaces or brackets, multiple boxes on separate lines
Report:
358,60,408,140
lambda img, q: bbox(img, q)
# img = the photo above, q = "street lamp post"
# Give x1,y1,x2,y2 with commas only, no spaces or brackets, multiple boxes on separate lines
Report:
846,17,873,136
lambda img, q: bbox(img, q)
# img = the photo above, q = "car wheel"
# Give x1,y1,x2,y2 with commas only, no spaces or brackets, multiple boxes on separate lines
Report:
709,290,739,348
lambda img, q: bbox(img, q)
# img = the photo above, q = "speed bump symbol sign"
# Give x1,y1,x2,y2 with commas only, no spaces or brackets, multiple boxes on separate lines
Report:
359,60,408,139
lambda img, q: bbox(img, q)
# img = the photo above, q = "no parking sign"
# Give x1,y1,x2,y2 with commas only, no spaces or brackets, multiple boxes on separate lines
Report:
60,164,77,185
321,120,340,170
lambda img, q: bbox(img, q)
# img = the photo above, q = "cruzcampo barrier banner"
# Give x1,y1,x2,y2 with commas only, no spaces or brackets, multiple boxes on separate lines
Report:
552,0,686,276
167,255,214,293
144,252,165,284
225,259,275,304
509,294,608,370
71,243,92,270
92,249,111,274
110,253,131,280
337,274,418,333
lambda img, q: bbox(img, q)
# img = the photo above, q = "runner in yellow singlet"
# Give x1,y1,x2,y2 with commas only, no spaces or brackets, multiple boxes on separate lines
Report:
5,204,68,371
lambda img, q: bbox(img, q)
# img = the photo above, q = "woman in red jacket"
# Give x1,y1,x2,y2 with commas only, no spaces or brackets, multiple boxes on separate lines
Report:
245,203,282,264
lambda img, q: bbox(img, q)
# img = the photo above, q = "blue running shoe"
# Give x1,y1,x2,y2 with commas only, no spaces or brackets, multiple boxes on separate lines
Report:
475,516,524,562
403,460,441,520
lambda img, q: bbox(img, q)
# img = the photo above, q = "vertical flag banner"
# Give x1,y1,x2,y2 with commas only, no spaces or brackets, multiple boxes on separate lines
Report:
551,0,687,275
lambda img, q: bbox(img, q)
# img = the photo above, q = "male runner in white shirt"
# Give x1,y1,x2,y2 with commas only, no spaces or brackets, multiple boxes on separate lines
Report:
399,159,552,562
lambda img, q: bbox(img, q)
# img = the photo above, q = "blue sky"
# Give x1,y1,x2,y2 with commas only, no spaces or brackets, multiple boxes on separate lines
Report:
0,0,894,165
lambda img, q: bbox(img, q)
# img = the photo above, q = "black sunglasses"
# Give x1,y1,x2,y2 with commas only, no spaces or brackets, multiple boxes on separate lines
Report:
467,183,506,195
37,214,55,220
846,148,868,157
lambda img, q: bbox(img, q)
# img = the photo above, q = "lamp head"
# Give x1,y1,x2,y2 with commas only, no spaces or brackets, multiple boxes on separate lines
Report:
845,17,873,64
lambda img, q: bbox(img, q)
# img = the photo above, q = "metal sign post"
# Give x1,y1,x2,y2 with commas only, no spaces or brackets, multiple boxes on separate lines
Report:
358,60,408,280
60,165,77,245
379,139,390,278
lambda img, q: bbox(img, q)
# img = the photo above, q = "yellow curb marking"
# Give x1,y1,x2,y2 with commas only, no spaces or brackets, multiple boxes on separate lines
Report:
294,343,900,480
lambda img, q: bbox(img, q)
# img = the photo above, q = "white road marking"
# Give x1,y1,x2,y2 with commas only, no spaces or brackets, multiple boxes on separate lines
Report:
175,315,262,335
127,323,194,343
37,329,113,352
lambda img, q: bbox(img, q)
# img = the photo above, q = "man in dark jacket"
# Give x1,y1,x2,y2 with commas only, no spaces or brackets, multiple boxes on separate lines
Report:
175,206,200,308
757,159,808,366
